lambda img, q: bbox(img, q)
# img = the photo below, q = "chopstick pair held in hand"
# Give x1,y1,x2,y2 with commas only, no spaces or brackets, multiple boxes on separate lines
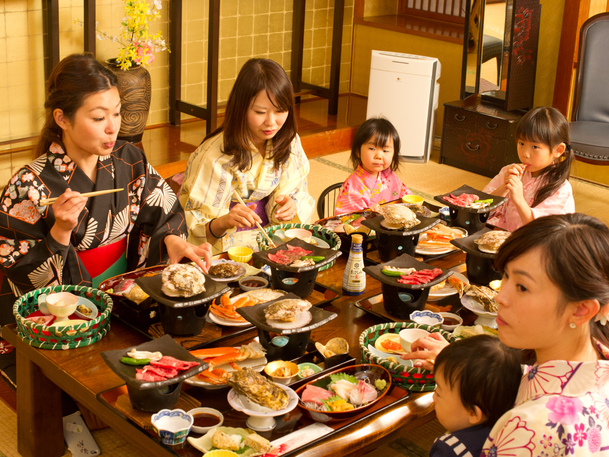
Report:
232,191,276,248
39,188,124,206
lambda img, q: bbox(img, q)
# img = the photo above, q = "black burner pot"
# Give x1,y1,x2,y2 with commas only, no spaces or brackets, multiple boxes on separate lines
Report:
451,227,504,285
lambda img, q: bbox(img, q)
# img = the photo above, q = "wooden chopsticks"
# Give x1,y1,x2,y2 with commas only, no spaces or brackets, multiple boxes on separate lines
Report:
39,188,124,206
232,191,276,248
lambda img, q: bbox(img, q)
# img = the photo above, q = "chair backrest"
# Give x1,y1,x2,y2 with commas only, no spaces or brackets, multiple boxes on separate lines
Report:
572,12,609,123
316,182,344,220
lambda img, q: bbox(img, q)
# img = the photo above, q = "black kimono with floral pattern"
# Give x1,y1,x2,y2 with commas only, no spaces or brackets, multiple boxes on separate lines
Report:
0,141,187,325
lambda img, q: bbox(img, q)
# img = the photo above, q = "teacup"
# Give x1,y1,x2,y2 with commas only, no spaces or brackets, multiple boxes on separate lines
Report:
399,328,430,353
284,228,312,243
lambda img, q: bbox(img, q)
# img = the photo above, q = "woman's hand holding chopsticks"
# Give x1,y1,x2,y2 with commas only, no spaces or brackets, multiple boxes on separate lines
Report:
49,188,88,246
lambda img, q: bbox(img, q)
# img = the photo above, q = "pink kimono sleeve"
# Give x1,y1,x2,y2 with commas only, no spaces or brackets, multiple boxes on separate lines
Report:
334,173,370,215
530,180,575,220
483,166,508,194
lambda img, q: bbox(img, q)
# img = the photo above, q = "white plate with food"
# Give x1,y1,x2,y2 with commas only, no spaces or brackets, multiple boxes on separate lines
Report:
415,226,468,255
428,272,470,301
74,297,98,320
208,289,287,327
185,356,267,390
208,259,247,282
367,344,413,367
461,294,498,328
208,312,252,327
309,236,330,249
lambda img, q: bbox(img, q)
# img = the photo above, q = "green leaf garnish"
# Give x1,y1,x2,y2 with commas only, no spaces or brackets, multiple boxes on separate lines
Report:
329,372,357,384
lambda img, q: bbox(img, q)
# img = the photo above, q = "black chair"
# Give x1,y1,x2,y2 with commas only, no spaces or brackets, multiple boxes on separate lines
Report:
316,182,343,220
570,12,609,165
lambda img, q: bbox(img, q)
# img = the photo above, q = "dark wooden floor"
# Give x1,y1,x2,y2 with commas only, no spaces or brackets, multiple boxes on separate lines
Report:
142,94,367,169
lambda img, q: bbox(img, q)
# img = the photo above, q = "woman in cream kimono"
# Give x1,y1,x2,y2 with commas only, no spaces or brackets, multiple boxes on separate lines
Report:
179,59,315,253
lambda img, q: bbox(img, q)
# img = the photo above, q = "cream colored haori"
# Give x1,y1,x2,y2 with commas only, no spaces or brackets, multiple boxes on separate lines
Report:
179,133,315,253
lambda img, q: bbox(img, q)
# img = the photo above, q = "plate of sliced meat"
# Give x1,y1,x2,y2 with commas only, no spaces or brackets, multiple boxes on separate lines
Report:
434,185,506,214
101,334,205,389
254,238,342,273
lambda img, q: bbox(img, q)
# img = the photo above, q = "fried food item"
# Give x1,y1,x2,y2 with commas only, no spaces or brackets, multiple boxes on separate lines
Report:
228,368,289,411
474,230,511,253
264,299,312,322
244,434,272,454
211,430,241,451
161,264,205,297
126,285,150,304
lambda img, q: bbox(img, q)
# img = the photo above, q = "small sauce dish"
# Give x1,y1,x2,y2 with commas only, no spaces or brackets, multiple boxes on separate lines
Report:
438,312,463,332
187,407,224,435
264,360,299,385
238,275,268,292
409,310,444,328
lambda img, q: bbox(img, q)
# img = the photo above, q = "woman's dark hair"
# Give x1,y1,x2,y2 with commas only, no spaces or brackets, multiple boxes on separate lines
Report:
204,58,297,172
350,117,401,171
495,213,609,353
37,53,118,157
435,335,522,426
515,106,573,207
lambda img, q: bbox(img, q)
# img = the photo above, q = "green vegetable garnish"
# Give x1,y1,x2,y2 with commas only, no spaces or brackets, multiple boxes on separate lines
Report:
120,356,150,366
375,379,387,391
301,255,324,262
329,372,357,384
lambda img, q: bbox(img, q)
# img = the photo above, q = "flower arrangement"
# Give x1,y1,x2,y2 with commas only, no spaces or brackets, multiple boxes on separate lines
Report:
77,0,169,70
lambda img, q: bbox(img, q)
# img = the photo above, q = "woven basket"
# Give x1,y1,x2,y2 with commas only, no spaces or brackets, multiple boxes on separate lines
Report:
13,285,113,350
256,223,341,271
359,322,457,392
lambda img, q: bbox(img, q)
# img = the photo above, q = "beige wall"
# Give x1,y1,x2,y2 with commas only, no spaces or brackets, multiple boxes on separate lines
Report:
0,0,354,146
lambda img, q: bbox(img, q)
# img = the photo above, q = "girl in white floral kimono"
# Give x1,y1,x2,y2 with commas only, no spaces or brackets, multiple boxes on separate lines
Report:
0,54,212,327
403,213,609,456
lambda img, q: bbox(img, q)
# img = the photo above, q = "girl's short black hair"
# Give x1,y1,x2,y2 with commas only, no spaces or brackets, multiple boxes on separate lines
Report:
350,117,401,171
435,335,522,426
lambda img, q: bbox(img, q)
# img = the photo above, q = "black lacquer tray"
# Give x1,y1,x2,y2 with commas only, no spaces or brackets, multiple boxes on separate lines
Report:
361,214,440,237
237,292,337,335
136,272,229,308
253,238,342,273
364,254,454,290
451,228,503,285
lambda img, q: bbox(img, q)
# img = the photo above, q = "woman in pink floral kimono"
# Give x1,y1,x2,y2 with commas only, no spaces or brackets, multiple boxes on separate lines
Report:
0,54,212,327
404,213,609,456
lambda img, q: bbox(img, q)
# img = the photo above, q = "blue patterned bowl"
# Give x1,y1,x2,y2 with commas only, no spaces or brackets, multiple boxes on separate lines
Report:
409,310,444,328
151,409,193,445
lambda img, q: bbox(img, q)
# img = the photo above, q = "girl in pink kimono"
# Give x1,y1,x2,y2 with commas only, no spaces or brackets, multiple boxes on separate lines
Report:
334,118,411,215
483,107,575,231
403,213,609,456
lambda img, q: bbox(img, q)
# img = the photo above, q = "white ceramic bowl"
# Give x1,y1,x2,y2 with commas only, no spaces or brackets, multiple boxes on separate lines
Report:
438,312,463,331
187,407,224,435
409,310,444,328
264,360,299,385
45,292,79,319
399,328,430,353
151,409,193,445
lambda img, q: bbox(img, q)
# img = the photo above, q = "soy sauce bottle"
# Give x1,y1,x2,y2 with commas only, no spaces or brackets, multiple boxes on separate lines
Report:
342,234,365,295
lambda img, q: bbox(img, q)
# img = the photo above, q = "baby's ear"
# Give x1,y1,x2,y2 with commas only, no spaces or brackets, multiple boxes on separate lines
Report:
468,405,487,425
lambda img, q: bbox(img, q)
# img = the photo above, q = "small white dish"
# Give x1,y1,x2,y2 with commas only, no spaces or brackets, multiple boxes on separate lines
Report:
45,292,79,323
409,310,443,328
398,328,430,352
367,344,413,367
74,297,98,320
187,407,224,434
460,295,498,328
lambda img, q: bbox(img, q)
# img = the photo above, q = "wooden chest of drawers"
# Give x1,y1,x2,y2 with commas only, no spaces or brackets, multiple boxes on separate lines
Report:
439,96,524,178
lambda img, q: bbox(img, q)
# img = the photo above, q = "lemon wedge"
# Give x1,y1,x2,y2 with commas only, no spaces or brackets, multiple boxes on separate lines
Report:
344,223,356,235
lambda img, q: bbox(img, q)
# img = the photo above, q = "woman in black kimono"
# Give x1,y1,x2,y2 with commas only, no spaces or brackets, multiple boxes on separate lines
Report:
0,53,212,326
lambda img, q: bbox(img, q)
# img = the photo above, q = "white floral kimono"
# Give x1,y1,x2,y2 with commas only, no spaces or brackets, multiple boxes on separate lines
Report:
482,341,609,456
179,133,315,253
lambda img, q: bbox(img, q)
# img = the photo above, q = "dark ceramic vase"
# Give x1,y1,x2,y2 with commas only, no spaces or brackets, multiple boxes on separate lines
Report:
106,58,151,143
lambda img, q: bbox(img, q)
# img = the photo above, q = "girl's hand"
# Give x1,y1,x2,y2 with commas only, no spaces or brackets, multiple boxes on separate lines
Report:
400,332,449,372
505,164,527,183
164,235,212,272
49,189,88,246
275,195,297,221
505,173,525,204
225,204,262,229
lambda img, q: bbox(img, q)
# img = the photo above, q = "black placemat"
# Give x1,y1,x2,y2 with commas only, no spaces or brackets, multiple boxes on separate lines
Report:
434,184,506,214
363,254,454,290
136,272,230,308
361,215,440,236
451,227,501,259
100,334,206,390
253,238,342,273
237,292,338,335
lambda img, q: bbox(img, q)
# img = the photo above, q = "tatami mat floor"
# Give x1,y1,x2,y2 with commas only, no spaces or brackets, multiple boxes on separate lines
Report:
1,144,608,456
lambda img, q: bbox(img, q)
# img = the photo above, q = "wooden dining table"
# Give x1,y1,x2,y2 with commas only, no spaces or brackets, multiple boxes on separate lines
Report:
3,248,468,457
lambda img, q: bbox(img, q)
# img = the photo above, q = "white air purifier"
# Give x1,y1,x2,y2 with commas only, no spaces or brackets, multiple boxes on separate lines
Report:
366,51,441,163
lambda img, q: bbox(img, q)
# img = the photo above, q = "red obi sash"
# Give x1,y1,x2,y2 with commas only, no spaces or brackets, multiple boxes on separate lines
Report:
77,236,128,288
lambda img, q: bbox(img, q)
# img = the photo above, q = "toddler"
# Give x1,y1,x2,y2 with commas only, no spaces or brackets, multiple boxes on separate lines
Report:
483,106,575,231
430,335,522,457
334,118,411,215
